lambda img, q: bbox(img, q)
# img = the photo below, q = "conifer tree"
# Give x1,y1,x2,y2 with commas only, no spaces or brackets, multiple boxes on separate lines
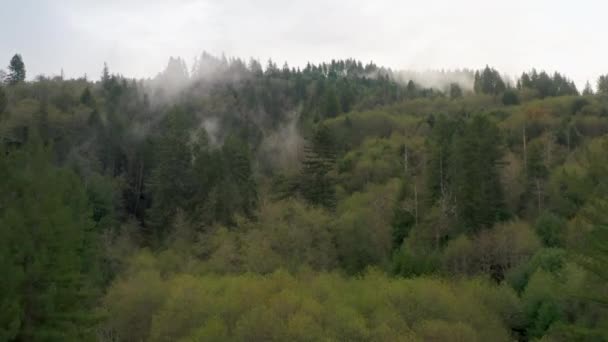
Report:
0,85,7,115
80,86,95,107
598,75,608,95
0,140,98,340
451,115,506,231
300,125,337,210
147,108,196,238
6,54,26,85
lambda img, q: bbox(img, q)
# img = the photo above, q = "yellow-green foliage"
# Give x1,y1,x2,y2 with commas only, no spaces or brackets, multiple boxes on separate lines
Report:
335,180,401,273
442,221,540,276
195,199,337,275
337,136,405,193
103,259,516,342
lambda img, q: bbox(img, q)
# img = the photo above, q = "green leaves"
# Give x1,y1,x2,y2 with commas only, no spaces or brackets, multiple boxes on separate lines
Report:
0,142,99,340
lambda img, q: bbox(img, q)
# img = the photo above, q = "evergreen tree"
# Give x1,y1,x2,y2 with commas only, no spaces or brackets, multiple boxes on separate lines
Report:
451,115,506,231
598,75,608,95
0,141,99,340
6,54,26,85
209,134,258,225
0,85,7,115
582,81,594,96
80,86,95,107
101,62,110,86
323,86,341,118
147,108,195,238
524,143,549,215
406,80,417,98
449,83,463,99
474,66,505,96
300,125,337,210
502,89,519,105
518,70,578,98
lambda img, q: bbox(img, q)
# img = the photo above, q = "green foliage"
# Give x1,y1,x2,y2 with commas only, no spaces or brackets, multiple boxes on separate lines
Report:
4,54,608,341
502,88,519,105
451,115,506,231
597,75,608,95
0,142,99,340
79,86,95,107
506,248,567,293
0,85,7,115
147,108,196,236
474,65,506,95
442,221,540,279
519,70,578,98
298,125,337,210
6,54,26,85
103,262,515,341
449,83,463,99
535,212,566,247
335,181,400,273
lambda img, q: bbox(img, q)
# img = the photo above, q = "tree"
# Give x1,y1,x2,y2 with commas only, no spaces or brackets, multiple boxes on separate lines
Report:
451,115,506,231
474,66,506,96
518,70,578,98
323,86,341,118
80,86,96,107
147,108,196,238
299,125,337,210
214,134,258,224
0,85,7,115
598,75,608,95
525,142,548,215
6,54,26,85
502,89,519,105
0,141,99,340
449,83,463,99
582,81,594,96
101,62,110,85
535,212,566,247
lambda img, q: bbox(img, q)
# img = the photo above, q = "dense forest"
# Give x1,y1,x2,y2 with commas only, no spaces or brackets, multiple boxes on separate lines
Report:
1,52,608,341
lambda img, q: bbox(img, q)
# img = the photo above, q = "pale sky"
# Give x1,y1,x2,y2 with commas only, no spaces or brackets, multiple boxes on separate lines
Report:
1,0,605,89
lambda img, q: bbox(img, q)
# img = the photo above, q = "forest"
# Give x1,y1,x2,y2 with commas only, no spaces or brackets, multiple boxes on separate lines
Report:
1,52,608,341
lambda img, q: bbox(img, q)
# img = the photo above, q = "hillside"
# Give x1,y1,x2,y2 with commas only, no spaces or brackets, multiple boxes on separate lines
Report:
1,54,608,341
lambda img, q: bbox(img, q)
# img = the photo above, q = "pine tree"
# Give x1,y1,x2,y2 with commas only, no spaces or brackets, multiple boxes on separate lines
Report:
598,75,608,95
323,86,341,118
582,81,594,96
0,140,99,340
451,115,506,231
101,62,110,86
0,85,7,115
449,83,463,99
80,86,95,107
502,89,519,105
474,66,505,96
147,108,195,238
6,54,26,85
299,125,337,210
218,134,258,223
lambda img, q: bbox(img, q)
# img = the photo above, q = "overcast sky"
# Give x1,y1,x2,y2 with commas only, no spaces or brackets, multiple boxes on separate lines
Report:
1,0,605,88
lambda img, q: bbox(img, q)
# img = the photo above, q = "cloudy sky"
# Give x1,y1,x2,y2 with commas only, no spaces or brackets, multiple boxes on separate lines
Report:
1,0,605,88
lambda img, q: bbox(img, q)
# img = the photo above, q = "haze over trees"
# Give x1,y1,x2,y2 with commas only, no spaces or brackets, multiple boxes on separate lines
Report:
1,52,608,341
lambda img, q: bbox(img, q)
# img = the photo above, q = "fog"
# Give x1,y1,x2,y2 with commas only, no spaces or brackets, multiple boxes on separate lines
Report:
1,1,606,90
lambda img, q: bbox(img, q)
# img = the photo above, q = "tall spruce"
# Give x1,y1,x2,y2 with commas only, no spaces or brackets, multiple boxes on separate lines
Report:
6,54,26,85
300,125,337,210
147,108,195,238
0,85,7,115
0,140,98,340
451,115,506,231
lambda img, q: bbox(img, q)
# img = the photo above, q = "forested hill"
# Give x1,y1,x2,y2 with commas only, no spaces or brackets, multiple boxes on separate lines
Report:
1,53,608,341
